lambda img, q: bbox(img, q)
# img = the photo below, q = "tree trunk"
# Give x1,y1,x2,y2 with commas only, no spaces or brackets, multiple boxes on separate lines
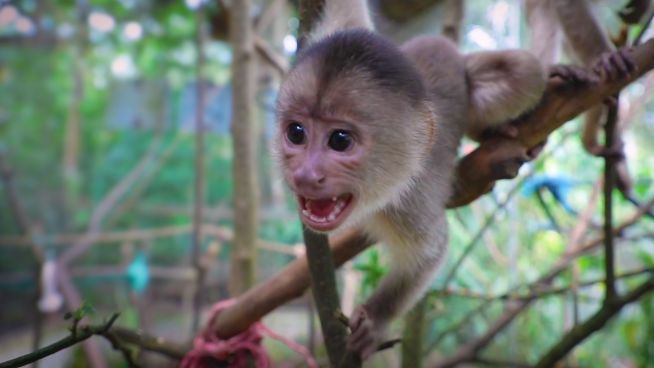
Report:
229,0,259,296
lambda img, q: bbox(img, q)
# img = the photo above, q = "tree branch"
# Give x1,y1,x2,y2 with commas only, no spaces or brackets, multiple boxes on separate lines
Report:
534,275,654,368
0,314,120,368
447,39,654,208
302,226,351,367
432,197,654,368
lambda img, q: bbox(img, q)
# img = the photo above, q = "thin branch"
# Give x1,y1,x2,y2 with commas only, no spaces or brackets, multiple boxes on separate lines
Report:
191,5,208,336
58,137,164,265
100,331,140,368
0,224,299,256
427,301,491,351
443,174,530,287
432,197,654,368
302,226,351,367
0,314,120,368
634,9,654,45
603,99,620,302
0,155,45,362
534,275,654,368
434,268,654,301
254,35,289,75
255,0,287,34
106,326,189,360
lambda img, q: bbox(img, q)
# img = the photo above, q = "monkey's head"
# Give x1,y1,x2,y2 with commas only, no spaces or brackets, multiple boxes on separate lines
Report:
275,30,436,233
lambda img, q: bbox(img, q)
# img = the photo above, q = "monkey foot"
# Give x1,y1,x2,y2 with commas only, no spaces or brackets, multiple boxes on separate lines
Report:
347,306,380,360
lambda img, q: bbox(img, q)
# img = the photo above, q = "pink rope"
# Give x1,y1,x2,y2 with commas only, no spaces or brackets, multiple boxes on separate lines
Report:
180,299,318,368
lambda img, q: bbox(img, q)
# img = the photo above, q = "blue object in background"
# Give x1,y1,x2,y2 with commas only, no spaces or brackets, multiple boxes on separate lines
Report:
127,251,150,294
522,175,578,214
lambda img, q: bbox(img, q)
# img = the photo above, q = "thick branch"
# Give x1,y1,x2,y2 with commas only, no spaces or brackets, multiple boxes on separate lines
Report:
213,228,371,338
448,39,654,208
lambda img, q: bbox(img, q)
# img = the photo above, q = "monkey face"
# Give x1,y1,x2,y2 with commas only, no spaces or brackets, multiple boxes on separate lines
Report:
277,116,365,232
275,81,434,233
274,30,435,233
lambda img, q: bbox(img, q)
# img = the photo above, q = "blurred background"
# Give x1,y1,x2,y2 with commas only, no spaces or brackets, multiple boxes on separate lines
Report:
0,0,653,367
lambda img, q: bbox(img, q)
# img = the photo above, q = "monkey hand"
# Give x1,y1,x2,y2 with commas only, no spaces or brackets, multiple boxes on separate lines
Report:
548,64,598,84
346,305,384,360
593,48,637,82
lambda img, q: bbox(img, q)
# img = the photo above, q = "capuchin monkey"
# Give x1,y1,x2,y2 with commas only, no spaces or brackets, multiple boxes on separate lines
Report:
275,0,548,360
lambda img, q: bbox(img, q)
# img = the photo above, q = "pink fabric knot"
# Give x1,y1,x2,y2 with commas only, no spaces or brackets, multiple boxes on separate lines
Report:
180,299,318,368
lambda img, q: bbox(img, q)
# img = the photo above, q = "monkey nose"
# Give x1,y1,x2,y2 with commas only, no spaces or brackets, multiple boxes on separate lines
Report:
293,168,326,189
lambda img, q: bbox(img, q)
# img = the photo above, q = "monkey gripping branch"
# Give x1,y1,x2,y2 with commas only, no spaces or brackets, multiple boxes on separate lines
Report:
210,37,654,360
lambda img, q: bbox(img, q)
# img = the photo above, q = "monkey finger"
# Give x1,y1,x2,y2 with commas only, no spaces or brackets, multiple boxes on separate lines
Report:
349,307,368,331
349,318,373,342
609,52,630,79
527,140,547,159
348,329,374,350
620,48,637,73
549,65,597,84
602,53,617,81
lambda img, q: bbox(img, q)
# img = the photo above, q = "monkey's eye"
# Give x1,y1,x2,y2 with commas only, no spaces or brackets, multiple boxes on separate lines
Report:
286,122,305,145
328,130,352,152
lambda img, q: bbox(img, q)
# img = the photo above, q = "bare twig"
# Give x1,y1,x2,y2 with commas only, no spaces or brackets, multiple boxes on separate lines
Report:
106,326,190,359
443,174,531,287
191,5,207,335
534,275,654,367
0,314,120,368
433,197,654,367
602,100,619,302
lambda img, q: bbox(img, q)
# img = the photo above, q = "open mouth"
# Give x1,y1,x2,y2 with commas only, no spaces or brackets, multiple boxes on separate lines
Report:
298,194,354,232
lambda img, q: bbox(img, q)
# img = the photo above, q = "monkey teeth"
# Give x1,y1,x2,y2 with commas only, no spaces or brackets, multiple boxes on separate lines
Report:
301,195,349,224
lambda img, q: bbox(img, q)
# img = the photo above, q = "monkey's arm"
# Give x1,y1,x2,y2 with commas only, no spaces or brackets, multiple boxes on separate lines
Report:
553,0,613,66
526,0,562,64
348,215,447,359
309,0,373,41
